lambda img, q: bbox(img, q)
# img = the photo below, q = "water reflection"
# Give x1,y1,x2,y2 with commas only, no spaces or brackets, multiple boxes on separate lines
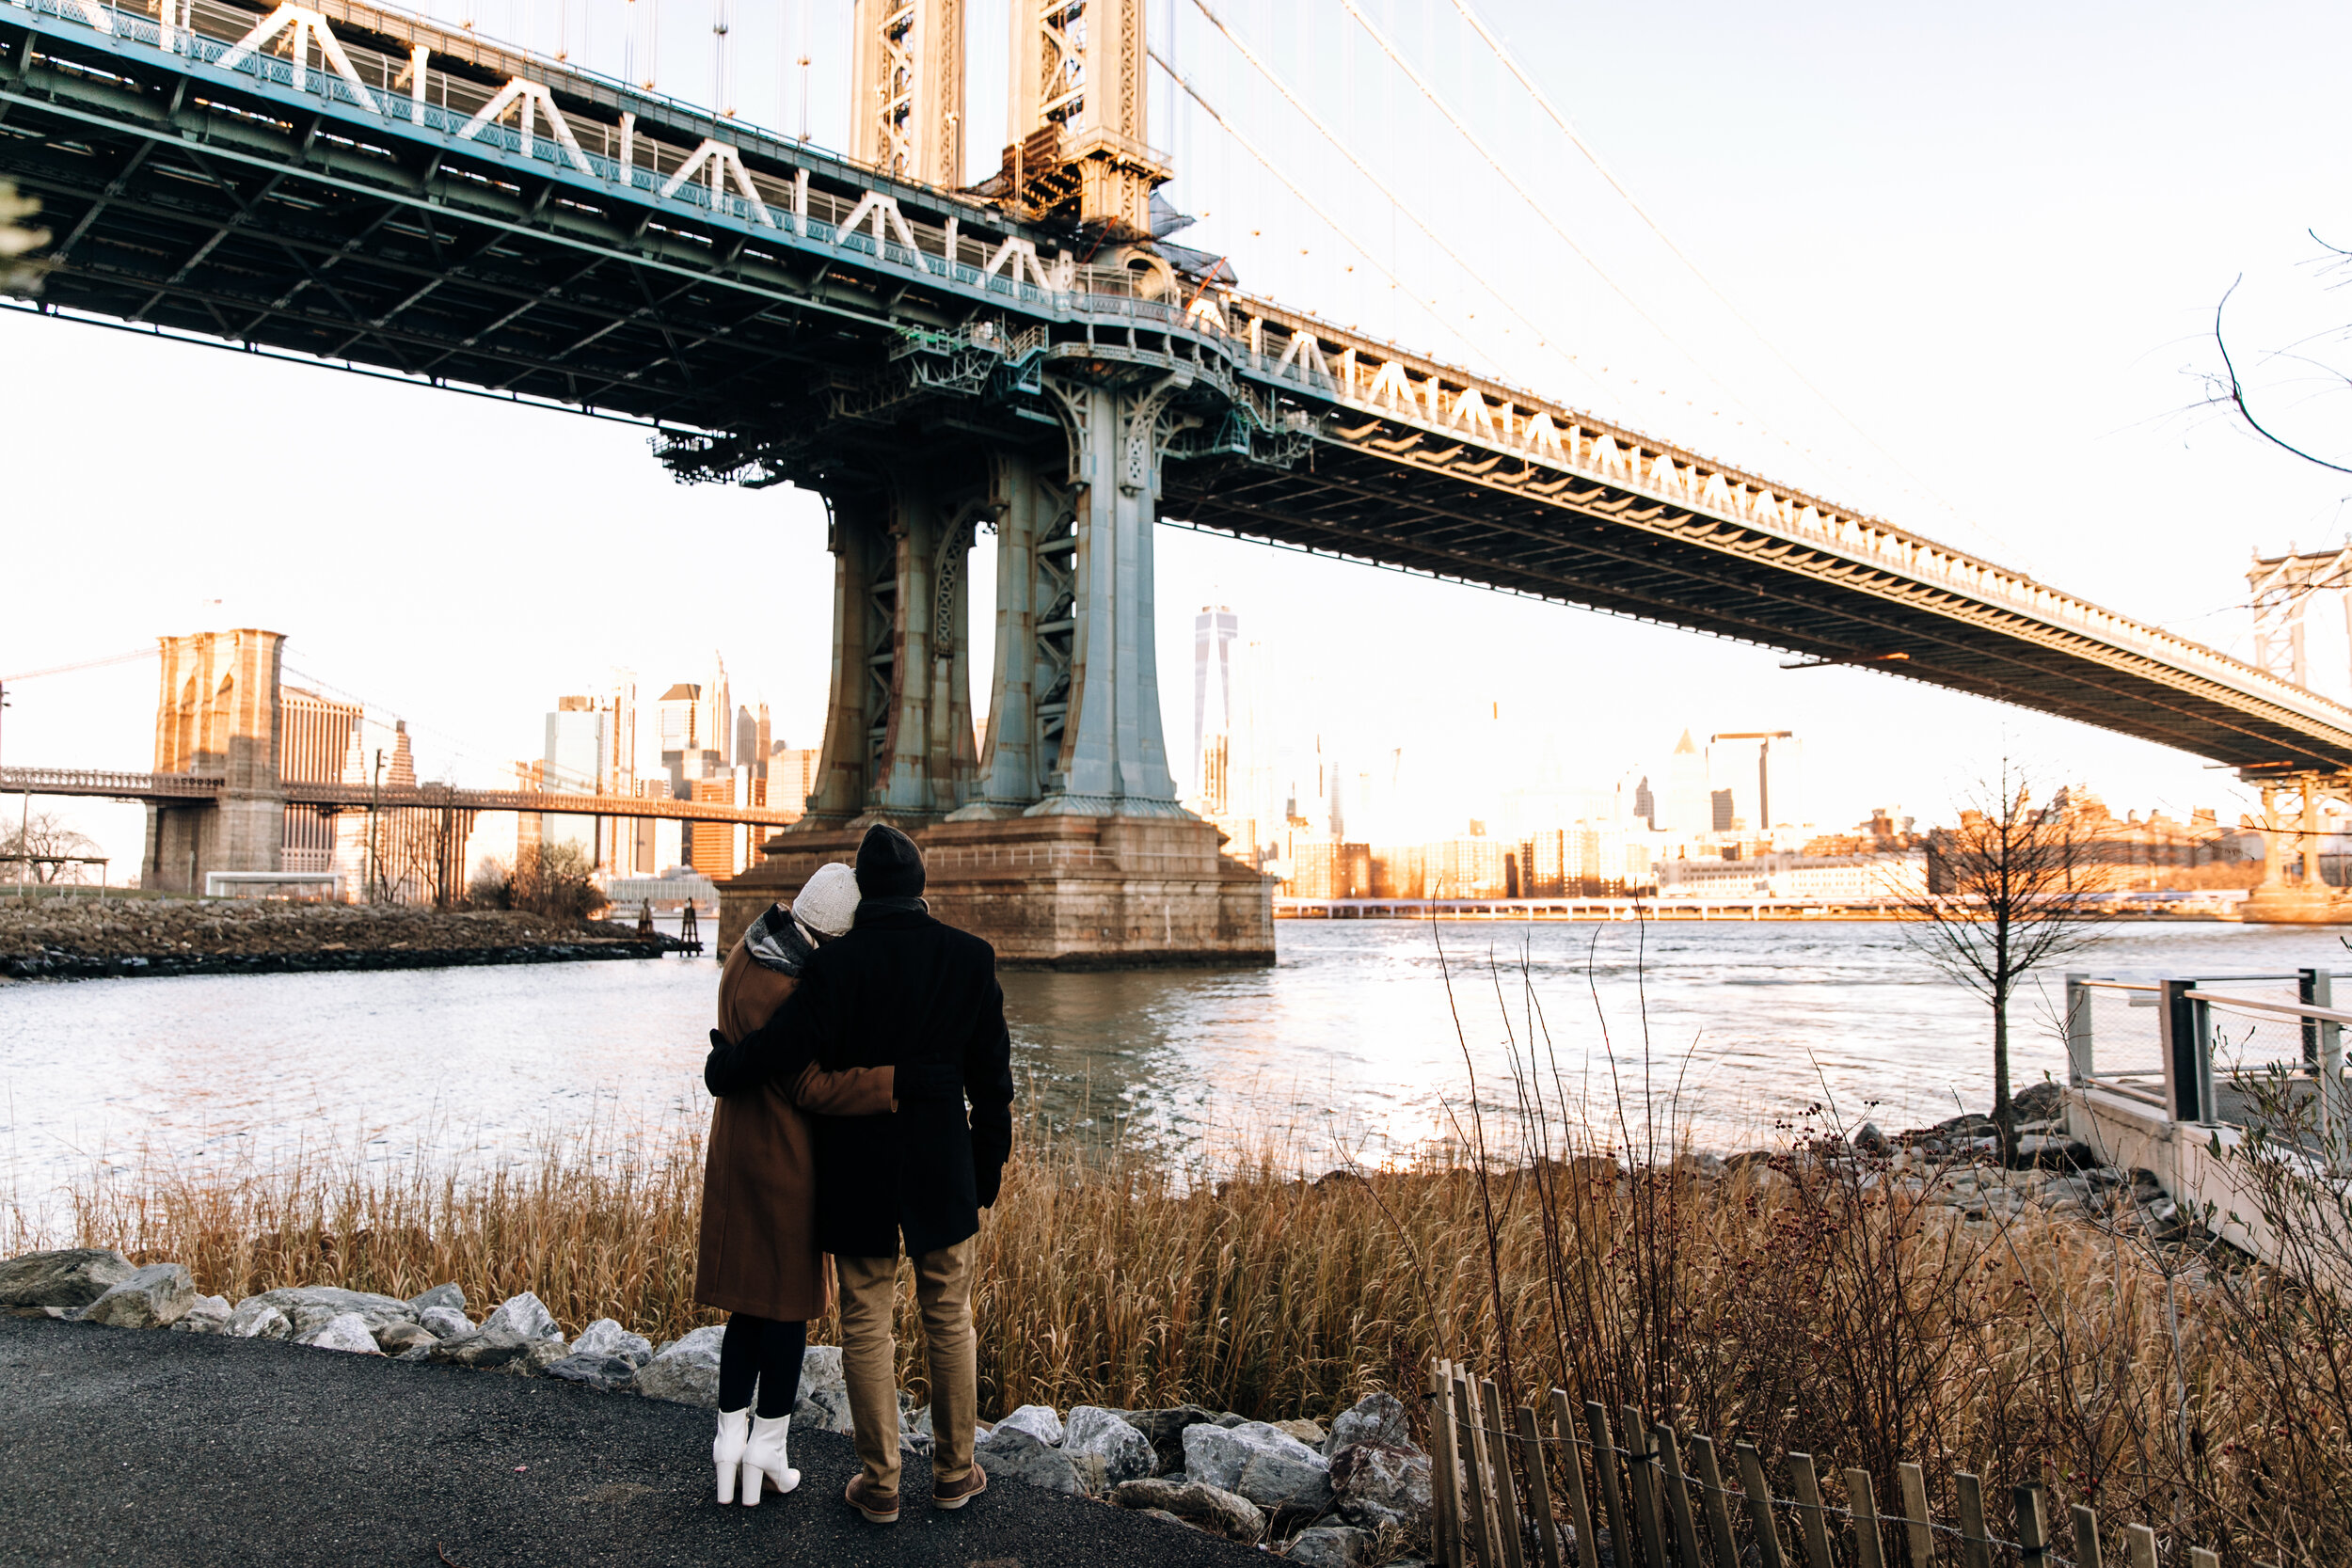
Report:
3,919,2344,1224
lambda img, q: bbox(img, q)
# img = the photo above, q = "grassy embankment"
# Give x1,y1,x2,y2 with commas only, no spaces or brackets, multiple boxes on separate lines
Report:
24,1096,2352,1562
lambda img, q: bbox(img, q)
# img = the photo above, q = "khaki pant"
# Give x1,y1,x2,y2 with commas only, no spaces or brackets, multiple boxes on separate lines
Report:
836,1237,976,1495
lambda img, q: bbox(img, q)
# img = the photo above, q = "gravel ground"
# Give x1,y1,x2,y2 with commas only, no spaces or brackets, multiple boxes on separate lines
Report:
0,1315,1262,1568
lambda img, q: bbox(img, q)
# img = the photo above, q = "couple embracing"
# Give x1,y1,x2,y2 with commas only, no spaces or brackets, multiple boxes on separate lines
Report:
693,822,1014,1525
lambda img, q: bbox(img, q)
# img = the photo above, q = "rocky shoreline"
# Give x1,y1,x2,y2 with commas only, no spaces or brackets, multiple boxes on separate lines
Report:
0,1248,1435,1566
0,901,678,981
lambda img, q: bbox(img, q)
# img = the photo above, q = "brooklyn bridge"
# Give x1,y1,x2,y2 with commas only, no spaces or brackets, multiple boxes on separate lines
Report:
5,0,2349,955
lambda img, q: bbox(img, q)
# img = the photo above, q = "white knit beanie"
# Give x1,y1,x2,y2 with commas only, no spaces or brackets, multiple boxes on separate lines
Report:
790,862,862,938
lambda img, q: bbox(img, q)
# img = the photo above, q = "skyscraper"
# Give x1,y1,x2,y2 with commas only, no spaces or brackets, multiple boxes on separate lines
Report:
1709,731,1802,829
1662,729,1708,835
704,654,733,768
1192,605,1239,814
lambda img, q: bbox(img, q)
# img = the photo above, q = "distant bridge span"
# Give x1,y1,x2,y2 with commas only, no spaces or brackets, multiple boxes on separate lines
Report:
2,0,2346,807
0,768,797,827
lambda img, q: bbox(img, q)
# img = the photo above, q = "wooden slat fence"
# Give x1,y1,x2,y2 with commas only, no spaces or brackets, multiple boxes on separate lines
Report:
1425,1359,2234,1568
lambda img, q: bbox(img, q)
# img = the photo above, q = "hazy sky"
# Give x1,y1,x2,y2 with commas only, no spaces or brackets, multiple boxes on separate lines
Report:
6,0,2350,872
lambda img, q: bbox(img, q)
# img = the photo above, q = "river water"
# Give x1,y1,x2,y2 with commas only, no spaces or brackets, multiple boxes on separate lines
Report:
3,919,2342,1224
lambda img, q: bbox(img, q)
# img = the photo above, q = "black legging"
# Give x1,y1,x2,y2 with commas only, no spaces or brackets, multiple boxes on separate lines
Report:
717,1314,807,1419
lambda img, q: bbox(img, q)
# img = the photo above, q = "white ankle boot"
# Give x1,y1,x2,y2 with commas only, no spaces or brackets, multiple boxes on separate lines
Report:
739,1413,800,1503
713,1408,752,1504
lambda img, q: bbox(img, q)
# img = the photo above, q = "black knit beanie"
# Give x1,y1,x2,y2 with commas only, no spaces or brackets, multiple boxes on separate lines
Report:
856,822,926,898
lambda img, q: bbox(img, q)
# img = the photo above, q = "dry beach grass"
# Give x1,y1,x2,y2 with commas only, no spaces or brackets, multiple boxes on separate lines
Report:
25,1101,2352,1563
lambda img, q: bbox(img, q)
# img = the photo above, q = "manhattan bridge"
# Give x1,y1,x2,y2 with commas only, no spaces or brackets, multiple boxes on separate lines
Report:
4,0,2348,956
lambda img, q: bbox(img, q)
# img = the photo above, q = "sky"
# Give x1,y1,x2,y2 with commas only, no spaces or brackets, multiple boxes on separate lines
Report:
6,0,2352,874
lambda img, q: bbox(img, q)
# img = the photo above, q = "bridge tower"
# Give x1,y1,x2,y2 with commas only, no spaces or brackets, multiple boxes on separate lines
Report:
143,628,288,895
720,2,1269,962
849,0,965,189
1002,0,1169,235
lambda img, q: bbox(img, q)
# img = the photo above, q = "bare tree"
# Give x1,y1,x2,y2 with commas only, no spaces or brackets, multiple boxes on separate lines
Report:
1893,761,2114,1157
0,810,102,884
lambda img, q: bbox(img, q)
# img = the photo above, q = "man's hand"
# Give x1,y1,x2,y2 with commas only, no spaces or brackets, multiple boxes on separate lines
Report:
704,992,818,1098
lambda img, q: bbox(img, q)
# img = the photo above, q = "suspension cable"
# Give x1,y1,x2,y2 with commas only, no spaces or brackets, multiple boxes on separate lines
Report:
1330,0,1747,420
1442,0,2017,560
1150,45,1518,374
1186,0,1597,396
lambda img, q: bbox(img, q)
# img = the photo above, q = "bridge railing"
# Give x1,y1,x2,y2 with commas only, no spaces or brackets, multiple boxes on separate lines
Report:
19,0,1200,329
0,766,222,798
1232,293,2352,736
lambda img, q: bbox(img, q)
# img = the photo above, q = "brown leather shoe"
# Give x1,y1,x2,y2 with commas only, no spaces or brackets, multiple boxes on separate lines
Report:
931,1462,990,1511
845,1474,900,1525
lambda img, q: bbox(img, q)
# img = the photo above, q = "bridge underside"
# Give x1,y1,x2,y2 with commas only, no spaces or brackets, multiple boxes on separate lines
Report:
1165,443,2352,774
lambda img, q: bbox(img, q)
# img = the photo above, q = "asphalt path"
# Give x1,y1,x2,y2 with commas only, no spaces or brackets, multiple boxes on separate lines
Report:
0,1316,1263,1567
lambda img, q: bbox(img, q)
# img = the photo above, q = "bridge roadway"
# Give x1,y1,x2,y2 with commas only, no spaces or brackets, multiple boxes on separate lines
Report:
0,767,799,826
5,0,2349,773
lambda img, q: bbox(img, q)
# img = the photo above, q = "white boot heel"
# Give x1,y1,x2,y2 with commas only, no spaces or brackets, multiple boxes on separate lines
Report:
713,1408,752,1504
739,1413,800,1503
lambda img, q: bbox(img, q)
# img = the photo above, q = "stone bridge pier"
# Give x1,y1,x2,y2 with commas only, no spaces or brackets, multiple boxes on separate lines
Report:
718,364,1275,966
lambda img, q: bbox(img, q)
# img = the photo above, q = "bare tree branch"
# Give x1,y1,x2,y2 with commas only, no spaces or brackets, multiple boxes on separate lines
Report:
2216,276,2352,476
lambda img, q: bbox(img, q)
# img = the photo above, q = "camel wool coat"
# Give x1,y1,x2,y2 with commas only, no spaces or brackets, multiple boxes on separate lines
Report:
694,927,896,1322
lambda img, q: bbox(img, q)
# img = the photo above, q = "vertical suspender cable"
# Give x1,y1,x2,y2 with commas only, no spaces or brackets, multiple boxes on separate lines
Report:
1187,0,1597,396
1151,46,1519,375
1443,0,2012,557
1330,0,1754,424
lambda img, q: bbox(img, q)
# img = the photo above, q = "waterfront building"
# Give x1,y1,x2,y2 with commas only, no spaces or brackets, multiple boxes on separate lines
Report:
278,684,361,876
1708,731,1804,831
1659,849,1927,901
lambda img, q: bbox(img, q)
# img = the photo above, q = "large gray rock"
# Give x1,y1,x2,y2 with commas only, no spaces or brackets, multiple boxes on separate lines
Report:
0,1248,135,1310
1111,1479,1265,1544
629,1324,725,1407
407,1283,466,1315
792,1344,854,1434
170,1294,231,1335
1327,1391,1413,1454
1330,1440,1433,1529
1122,1405,1221,1476
545,1353,641,1392
570,1318,653,1368
295,1311,383,1354
994,1403,1066,1446
480,1291,564,1345
224,1300,292,1339
429,1329,562,1374
1185,1421,1332,1510
974,1426,1088,1495
242,1287,416,1334
1288,1525,1376,1566
373,1322,437,1355
417,1306,473,1340
81,1263,196,1329
1066,1405,1155,1490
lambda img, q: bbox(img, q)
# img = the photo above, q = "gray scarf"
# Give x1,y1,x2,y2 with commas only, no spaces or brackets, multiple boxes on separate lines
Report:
743,904,817,977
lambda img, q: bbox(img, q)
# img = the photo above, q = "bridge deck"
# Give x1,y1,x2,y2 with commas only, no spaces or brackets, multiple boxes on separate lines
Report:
4,0,2346,772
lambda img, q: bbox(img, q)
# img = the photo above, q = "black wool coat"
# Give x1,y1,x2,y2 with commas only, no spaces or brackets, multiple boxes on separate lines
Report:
756,904,1015,1259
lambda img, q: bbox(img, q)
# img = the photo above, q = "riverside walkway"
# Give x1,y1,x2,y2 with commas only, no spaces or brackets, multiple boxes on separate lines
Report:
0,1317,1257,1568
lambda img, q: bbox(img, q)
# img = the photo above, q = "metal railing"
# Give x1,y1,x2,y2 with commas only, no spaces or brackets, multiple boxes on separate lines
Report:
2068,968,2350,1160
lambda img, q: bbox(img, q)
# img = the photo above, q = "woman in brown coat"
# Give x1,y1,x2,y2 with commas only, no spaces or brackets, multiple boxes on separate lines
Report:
697,863,894,1506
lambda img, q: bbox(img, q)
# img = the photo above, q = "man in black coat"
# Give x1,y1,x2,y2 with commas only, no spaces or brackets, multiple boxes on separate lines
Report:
740,822,1013,1524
